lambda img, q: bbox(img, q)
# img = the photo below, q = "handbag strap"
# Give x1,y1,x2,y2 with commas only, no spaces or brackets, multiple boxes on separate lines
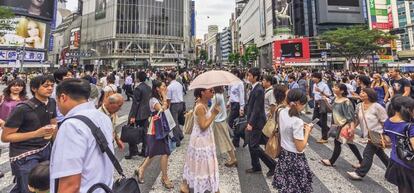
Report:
63,115,125,178
360,104,373,138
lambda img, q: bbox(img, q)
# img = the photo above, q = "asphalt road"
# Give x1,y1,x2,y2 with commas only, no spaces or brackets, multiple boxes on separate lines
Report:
0,86,397,193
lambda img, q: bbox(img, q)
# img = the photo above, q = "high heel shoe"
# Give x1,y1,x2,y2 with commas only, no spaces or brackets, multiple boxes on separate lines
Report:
180,184,190,193
134,169,144,184
225,160,238,168
161,177,174,189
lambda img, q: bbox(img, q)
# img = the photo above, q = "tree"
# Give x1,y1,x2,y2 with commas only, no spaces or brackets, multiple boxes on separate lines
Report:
321,25,396,70
0,6,14,35
199,49,208,61
207,59,213,66
229,52,241,66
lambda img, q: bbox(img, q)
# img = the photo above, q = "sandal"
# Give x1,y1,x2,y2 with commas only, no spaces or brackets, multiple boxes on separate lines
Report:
320,159,334,167
134,169,144,184
352,163,361,169
225,160,238,168
161,177,174,189
180,183,190,193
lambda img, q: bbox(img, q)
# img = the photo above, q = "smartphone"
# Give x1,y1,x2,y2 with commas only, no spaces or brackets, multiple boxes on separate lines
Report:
311,118,320,125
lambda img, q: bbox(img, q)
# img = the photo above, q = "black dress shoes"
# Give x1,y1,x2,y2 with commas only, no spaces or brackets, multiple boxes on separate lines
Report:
245,168,262,174
125,152,139,159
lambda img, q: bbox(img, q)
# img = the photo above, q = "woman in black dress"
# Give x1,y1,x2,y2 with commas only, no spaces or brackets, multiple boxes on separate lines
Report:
134,80,174,189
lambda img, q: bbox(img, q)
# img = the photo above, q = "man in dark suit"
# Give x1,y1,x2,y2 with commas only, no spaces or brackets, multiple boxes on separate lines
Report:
127,71,152,159
245,67,276,177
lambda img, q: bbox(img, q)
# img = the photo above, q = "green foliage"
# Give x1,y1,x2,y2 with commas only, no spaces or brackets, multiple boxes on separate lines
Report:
321,25,396,70
240,44,258,67
199,49,208,61
207,59,213,65
228,52,240,65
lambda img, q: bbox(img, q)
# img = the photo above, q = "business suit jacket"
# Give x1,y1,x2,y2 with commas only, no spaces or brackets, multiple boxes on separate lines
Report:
129,82,152,121
246,83,267,130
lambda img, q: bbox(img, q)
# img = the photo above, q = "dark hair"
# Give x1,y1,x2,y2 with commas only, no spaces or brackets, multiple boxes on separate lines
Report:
30,75,55,96
335,83,348,97
106,74,115,84
263,75,275,85
288,74,296,81
28,161,49,191
273,84,288,104
287,89,308,117
151,80,163,100
137,71,147,82
56,78,91,101
349,74,355,80
357,75,371,87
362,88,377,103
391,68,401,74
194,88,207,99
248,67,261,81
213,86,224,94
3,79,27,101
53,67,70,83
168,72,177,80
311,72,322,80
81,75,93,84
341,77,349,83
387,96,414,122
299,72,307,80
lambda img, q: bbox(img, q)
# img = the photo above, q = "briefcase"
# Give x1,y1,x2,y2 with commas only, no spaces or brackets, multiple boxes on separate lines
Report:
120,124,144,144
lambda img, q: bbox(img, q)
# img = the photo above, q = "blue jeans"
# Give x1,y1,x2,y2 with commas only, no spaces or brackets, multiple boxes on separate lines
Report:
10,145,51,193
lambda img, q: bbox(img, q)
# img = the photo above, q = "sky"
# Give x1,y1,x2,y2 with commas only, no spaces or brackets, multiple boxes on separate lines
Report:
66,0,235,39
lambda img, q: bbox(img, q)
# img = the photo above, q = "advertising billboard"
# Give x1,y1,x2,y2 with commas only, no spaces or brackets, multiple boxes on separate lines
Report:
0,0,55,21
272,0,293,35
69,28,81,50
273,38,310,65
328,0,359,7
0,17,47,49
95,0,107,20
0,49,45,61
368,0,393,30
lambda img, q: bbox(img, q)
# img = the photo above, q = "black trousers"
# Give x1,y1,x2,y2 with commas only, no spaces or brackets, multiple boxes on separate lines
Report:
247,129,275,171
329,139,363,165
228,102,241,143
124,85,133,100
129,119,149,154
170,102,185,144
312,103,329,140
356,142,389,177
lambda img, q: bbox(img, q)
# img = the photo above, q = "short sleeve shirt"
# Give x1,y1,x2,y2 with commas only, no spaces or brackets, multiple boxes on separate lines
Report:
278,108,305,153
50,102,114,193
264,88,276,116
384,120,414,170
5,97,56,157
149,97,160,112
167,80,184,103
391,78,411,96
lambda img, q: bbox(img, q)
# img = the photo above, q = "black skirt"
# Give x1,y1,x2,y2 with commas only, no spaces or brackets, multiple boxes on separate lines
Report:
145,134,171,158
385,160,414,191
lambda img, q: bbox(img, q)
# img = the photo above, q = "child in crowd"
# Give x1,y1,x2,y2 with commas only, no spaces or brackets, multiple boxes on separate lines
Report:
28,161,50,193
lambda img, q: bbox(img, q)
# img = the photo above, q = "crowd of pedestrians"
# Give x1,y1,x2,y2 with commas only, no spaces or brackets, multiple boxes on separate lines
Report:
0,66,413,193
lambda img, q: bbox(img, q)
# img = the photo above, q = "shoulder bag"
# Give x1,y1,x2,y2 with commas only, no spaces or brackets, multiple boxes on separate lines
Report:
265,106,284,159
262,90,277,138
62,115,140,193
361,105,391,149
395,123,414,168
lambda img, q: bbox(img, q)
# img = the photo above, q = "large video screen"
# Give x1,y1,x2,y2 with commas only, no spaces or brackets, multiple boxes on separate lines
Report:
0,17,47,49
281,43,303,58
1,0,55,20
327,0,359,7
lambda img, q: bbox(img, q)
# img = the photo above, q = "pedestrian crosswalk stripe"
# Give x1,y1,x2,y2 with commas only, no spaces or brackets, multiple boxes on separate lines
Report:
306,144,362,193
309,128,397,193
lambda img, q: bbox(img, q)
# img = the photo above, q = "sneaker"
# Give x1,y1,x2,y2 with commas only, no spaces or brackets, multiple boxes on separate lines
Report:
316,139,328,144
347,171,363,180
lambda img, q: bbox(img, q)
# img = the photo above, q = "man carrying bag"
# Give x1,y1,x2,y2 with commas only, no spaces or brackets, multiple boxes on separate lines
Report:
51,79,138,193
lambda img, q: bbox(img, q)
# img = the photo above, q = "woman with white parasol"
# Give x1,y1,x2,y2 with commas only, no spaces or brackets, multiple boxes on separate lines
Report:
180,71,242,193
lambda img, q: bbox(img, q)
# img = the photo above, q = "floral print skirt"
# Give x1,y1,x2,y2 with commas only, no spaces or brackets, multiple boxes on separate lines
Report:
272,148,313,193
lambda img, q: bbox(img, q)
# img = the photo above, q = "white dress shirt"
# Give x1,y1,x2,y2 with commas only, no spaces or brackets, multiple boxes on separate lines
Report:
313,81,331,101
50,102,114,193
228,82,245,108
167,80,184,103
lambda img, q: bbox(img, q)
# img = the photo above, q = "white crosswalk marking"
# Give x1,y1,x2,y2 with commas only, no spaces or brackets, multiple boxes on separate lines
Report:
310,128,398,193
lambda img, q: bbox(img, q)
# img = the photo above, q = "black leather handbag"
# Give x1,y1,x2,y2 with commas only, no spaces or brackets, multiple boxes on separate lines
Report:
63,115,141,193
396,123,414,168
120,124,144,144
